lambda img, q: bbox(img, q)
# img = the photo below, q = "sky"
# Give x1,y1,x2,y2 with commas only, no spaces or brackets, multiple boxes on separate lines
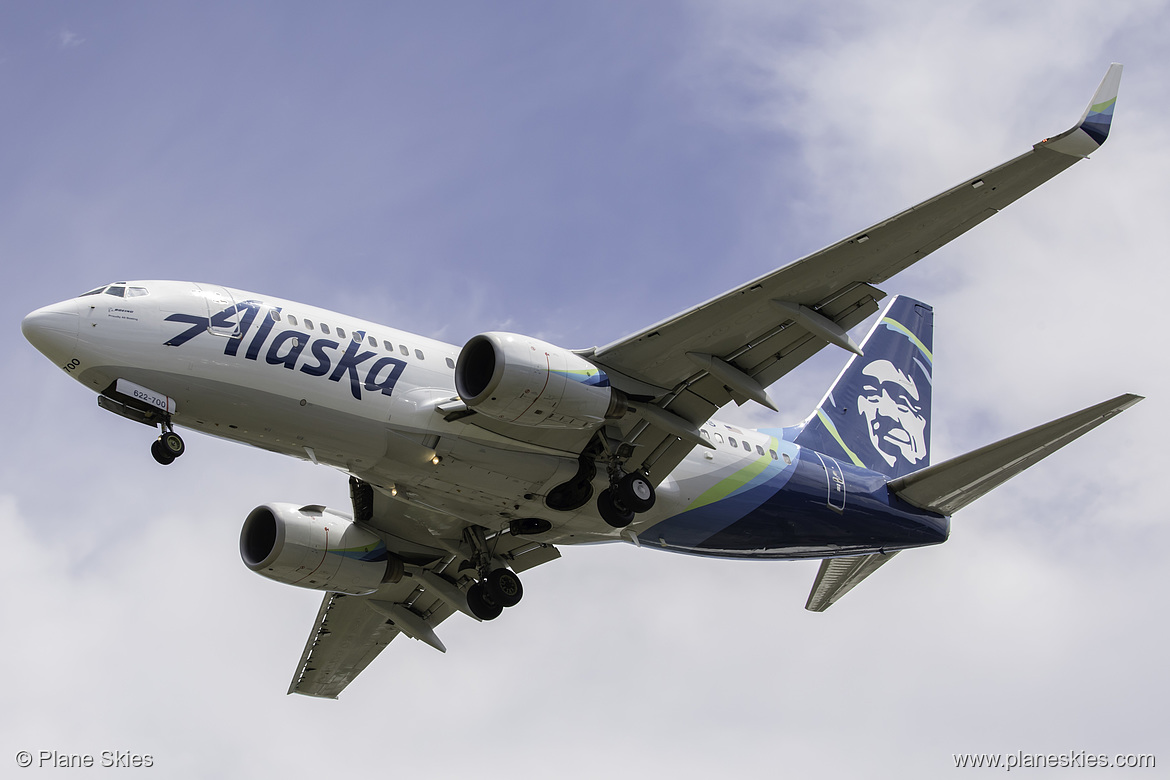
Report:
3,2,1168,777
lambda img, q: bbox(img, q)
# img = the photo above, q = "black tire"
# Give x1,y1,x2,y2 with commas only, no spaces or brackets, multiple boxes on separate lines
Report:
466,583,503,621
485,568,523,608
160,431,185,458
617,472,655,513
151,439,176,466
597,488,634,528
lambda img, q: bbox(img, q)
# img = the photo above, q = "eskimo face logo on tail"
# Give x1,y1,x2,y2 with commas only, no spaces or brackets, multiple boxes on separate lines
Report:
797,302,934,479
164,302,407,401
857,358,927,468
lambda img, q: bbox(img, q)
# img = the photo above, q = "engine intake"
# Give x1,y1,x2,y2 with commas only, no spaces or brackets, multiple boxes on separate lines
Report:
240,503,403,595
455,332,626,429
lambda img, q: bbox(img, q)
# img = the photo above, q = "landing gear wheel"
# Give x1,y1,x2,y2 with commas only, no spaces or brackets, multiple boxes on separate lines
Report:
597,488,635,529
150,439,176,466
467,583,503,621
617,472,655,513
485,568,523,608
159,431,185,458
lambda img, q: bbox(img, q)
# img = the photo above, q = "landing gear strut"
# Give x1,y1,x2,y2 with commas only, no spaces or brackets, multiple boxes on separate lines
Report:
461,526,524,621
151,424,185,466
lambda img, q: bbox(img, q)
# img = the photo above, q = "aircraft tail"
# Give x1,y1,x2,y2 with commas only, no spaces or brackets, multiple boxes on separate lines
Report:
795,296,934,479
888,393,1142,515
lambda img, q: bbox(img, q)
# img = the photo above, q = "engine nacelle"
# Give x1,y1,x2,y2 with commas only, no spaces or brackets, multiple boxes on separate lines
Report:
455,332,627,429
240,503,403,595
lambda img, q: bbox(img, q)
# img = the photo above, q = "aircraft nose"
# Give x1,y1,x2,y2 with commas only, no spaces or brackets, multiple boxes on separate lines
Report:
22,299,81,365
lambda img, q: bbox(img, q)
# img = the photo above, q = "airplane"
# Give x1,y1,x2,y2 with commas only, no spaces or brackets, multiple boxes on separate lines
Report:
22,65,1138,698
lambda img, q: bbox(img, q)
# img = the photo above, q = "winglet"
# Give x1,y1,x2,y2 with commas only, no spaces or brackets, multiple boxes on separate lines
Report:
1038,63,1123,158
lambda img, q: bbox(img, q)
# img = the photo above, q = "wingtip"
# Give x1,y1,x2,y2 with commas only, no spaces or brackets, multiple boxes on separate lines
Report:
1079,63,1123,144
1037,63,1123,157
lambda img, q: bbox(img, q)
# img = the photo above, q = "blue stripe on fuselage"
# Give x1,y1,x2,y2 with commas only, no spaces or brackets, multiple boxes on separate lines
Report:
640,450,948,559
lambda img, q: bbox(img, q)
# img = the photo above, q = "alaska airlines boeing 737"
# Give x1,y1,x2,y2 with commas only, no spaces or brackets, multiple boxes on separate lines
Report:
22,65,1138,698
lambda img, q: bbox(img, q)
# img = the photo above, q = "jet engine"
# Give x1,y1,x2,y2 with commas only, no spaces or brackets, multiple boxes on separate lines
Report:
240,503,403,595
455,332,627,429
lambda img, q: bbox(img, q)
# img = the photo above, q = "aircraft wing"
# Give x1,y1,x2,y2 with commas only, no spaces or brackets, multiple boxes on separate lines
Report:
288,535,560,698
288,589,424,699
589,64,1122,481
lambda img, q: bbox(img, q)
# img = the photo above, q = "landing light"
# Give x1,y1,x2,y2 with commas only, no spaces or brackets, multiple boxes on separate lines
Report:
431,455,442,466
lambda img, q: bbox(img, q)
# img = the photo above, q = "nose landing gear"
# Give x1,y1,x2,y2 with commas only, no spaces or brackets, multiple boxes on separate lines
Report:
151,426,186,465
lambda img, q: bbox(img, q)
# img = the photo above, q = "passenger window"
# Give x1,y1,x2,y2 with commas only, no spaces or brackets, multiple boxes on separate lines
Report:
269,309,281,322
383,341,394,352
415,349,424,360
287,315,298,327
445,357,455,369
352,332,362,344
700,429,710,440
320,323,331,335
728,437,738,448
368,335,377,347
337,327,346,339
714,433,724,444
756,445,764,455
782,453,792,465
769,449,778,460
399,345,409,357
743,441,751,452
305,319,314,331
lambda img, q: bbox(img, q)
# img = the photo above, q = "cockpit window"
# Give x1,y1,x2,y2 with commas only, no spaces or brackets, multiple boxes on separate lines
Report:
80,282,148,298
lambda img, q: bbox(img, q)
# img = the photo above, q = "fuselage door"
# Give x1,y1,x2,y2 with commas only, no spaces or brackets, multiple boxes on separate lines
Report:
198,284,243,339
814,452,847,513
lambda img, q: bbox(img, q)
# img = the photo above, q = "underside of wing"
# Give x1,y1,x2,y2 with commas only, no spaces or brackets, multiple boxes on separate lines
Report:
289,590,413,699
288,485,562,698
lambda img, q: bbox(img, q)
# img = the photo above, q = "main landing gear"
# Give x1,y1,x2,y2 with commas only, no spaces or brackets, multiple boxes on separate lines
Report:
462,526,525,622
466,568,524,621
150,425,186,466
597,469,656,529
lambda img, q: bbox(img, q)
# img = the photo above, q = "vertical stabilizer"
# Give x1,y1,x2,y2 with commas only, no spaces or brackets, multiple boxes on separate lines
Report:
795,296,934,479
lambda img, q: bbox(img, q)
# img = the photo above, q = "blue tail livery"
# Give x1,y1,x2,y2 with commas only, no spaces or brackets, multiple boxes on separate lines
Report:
796,296,934,479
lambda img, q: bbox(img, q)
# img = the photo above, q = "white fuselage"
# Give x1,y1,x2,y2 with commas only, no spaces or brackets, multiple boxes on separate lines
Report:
24,280,798,554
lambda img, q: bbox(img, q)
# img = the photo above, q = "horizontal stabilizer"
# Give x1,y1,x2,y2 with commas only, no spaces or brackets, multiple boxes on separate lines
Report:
805,551,899,612
888,393,1142,516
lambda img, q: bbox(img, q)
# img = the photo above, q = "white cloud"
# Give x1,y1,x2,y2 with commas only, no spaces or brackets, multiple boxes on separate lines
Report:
57,28,84,50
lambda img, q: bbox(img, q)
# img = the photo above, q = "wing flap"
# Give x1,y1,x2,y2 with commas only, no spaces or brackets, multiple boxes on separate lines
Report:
889,394,1142,516
805,551,900,612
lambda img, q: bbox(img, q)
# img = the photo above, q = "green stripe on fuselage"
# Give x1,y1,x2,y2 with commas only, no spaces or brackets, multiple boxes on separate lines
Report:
687,436,779,511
